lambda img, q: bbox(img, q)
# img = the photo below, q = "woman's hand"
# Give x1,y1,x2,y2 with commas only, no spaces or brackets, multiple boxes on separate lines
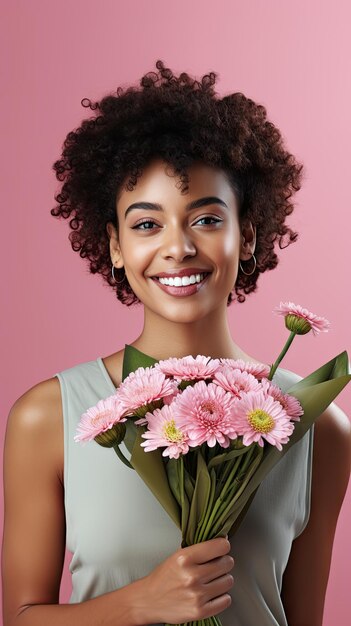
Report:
139,536,234,625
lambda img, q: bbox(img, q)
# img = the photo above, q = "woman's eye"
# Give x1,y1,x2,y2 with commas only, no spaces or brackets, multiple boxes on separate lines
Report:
195,216,222,226
131,216,222,231
132,220,158,230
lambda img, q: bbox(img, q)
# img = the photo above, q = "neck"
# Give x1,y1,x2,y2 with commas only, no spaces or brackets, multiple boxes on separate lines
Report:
129,305,248,362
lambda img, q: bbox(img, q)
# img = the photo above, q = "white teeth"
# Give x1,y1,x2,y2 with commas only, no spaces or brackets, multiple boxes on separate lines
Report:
158,273,208,286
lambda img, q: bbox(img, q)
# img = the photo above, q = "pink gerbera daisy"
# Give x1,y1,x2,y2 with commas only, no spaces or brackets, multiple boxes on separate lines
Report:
116,366,179,416
172,380,239,448
213,367,261,398
261,378,304,421
219,358,271,379
234,390,295,451
154,355,221,381
273,301,331,335
140,404,190,459
74,395,127,443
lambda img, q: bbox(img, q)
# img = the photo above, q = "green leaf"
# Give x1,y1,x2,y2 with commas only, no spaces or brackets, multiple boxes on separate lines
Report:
122,343,158,379
166,458,181,506
124,424,181,528
285,350,349,391
186,450,211,545
179,456,190,547
195,466,218,543
121,344,180,528
184,467,195,501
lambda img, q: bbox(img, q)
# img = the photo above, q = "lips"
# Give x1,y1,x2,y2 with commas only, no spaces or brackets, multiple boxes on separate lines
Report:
152,271,211,296
152,268,212,279
153,272,210,284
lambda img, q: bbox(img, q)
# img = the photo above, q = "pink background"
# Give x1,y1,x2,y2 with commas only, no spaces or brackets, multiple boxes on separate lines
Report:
1,1,350,623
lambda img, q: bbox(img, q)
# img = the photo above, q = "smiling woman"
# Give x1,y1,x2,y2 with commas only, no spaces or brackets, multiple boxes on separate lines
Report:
105,158,257,330
49,59,303,308
2,59,350,626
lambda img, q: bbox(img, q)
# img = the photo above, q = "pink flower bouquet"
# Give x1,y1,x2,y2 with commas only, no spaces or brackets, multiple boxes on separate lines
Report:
75,303,350,626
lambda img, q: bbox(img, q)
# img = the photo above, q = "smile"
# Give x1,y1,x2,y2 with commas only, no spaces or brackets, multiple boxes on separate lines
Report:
151,272,211,297
157,272,208,286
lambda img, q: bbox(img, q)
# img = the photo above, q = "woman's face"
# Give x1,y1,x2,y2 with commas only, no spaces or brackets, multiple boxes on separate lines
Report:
107,158,255,324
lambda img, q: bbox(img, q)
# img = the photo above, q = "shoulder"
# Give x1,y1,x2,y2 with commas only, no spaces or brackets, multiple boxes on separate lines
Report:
312,400,351,499
6,376,64,482
8,376,63,431
314,398,351,441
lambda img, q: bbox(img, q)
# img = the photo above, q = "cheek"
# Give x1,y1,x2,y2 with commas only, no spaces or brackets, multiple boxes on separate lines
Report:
123,238,154,275
218,228,240,264
216,231,241,286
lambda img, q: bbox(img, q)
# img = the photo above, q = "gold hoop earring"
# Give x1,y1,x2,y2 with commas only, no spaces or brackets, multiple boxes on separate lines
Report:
111,264,126,284
239,254,256,276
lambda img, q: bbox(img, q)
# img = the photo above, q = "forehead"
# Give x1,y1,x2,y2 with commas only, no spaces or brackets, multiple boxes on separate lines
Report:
116,158,236,212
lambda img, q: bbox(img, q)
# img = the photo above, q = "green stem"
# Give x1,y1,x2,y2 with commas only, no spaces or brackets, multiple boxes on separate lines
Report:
214,453,238,497
180,454,184,506
199,455,243,542
112,444,134,469
215,454,241,500
210,448,263,536
237,443,256,474
268,331,296,380
216,444,255,493
210,446,256,529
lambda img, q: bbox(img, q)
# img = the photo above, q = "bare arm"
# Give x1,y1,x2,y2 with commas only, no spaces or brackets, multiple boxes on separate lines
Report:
2,379,234,626
1,380,149,626
281,401,351,626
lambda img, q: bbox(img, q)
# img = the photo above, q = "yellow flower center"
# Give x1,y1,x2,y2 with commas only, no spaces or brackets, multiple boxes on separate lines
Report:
247,409,274,433
163,419,184,443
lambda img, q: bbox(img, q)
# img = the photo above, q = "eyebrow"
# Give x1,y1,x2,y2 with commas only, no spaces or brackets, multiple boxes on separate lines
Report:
124,196,229,219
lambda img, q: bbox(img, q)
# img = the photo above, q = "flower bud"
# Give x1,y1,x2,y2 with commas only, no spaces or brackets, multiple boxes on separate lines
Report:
284,314,312,335
133,398,163,419
94,422,126,448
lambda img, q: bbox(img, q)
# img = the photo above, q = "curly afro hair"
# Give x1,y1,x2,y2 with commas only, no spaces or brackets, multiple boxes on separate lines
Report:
51,59,304,306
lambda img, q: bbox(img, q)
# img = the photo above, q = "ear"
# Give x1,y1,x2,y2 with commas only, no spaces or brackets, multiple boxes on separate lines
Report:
239,219,256,260
106,222,124,269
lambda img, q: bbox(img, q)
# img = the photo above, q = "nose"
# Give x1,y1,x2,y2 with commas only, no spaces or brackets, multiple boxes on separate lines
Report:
160,224,197,262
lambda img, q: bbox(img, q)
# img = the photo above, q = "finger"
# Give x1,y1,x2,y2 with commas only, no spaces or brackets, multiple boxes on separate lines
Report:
199,555,235,585
187,537,231,565
202,572,234,604
202,589,232,619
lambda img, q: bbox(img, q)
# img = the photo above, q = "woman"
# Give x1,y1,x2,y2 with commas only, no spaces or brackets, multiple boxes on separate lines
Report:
2,60,350,626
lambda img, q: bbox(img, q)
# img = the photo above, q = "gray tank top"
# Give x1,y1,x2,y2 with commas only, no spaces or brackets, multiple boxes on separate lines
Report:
54,357,314,626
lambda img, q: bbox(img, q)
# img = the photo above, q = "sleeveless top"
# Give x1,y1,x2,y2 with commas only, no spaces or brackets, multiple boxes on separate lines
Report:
54,357,314,626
